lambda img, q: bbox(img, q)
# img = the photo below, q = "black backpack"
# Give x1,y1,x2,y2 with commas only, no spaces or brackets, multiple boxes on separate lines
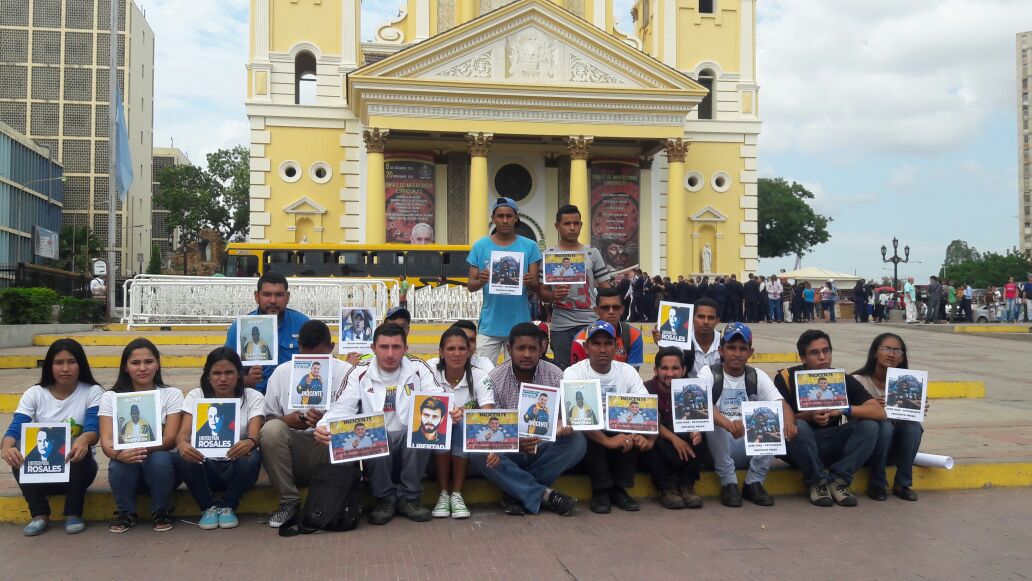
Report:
708,363,758,404
279,462,361,536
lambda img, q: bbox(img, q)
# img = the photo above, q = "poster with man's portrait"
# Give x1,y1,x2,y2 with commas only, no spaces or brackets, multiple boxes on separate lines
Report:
406,392,452,451
327,412,390,464
463,410,519,453
885,368,928,422
561,379,603,431
605,394,659,435
742,401,786,456
543,251,587,285
192,399,240,459
657,301,694,349
518,383,560,442
289,355,331,410
113,390,163,450
339,308,375,354
671,379,713,433
795,369,849,411
20,423,70,484
489,251,525,296
237,314,278,366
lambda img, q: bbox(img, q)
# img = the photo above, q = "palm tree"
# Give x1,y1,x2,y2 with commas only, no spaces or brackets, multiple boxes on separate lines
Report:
59,226,102,273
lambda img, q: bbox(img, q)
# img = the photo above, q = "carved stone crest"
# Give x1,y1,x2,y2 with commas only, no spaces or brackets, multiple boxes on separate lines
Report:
505,28,558,80
569,54,619,84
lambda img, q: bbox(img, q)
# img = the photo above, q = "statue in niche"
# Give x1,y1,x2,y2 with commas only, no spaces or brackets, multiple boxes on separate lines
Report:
702,243,712,273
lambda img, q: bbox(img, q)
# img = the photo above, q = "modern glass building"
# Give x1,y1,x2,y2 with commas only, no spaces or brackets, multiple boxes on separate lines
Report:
0,119,63,266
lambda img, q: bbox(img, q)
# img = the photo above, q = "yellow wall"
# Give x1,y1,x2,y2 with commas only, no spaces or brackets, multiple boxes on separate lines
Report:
676,2,740,74
683,141,747,274
270,0,342,55
263,126,345,242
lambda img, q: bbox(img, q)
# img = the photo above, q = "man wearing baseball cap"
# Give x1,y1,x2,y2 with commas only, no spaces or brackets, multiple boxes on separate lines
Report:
467,197,542,365
697,322,796,507
563,320,653,514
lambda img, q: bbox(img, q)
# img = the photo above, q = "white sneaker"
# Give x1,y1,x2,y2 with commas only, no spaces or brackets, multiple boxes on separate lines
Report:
450,491,471,519
431,490,451,518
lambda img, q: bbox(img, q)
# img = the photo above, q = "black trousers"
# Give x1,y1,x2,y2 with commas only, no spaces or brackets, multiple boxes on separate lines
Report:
583,436,641,491
13,454,98,517
647,434,701,489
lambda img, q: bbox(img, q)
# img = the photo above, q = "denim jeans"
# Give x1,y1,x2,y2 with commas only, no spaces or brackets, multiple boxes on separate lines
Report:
13,454,98,517
783,419,878,486
108,450,177,514
469,432,586,514
706,425,774,486
768,299,783,322
173,450,262,510
868,420,923,488
549,326,581,370
1005,298,1019,322
366,430,432,502
822,301,836,322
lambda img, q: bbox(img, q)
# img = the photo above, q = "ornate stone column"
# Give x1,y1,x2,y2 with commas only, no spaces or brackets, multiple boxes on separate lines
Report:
664,138,690,276
566,136,593,245
363,128,388,244
467,132,493,242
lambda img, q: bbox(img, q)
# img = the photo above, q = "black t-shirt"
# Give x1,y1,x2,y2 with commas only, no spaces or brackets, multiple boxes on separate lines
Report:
773,365,872,429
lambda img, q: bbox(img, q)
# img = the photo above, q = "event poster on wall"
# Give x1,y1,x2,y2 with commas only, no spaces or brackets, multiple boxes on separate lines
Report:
385,153,436,244
590,159,640,273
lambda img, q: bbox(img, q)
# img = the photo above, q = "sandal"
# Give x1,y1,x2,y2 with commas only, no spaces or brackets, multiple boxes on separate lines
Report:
152,511,174,532
109,511,137,533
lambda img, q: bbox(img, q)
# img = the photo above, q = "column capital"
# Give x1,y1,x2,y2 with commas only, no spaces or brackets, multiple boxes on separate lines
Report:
467,132,494,157
664,138,690,163
362,128,389,153
566,135,594,160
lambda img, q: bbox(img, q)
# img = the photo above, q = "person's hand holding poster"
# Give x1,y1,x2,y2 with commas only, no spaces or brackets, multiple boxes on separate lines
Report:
113,390,163,450
561,379,603,431
463,410,519,453
885,368,928,422
191,399,240,459
606,394,659,434
518,383,559,442
656,301,694,349
19,423,70,484
794,369,849,411
237,314,278,366
339,308,375,354
327,413,390,464
742,401,786,456
406,393,452,451
543,251,587,285
671,379,713,433
489,251,525,296
289,355,331,410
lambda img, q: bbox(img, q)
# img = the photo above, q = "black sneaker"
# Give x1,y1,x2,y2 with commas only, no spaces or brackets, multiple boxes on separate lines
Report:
742,482,774,506
501,493,526,516
368,498,396,525
892,485,918,501
678,482,704,509
867,485,888,501
657,488,685,510
720,483,743,507
830,479,858,507
397,498,432,522
589,489,611,514
809,481,834,507
543,490,576,516
609,487,640,512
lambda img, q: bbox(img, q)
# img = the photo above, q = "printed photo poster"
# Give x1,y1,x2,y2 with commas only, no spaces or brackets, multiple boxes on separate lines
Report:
191,398,240,459
671,378,713,433
237,314,277,366
406,392,453,451
591,159,641,273
113,390,163,450
795,369,850,411
489,251,525,296
339,308,375,354
518,383,560,442
543,251,587,285
656,301,694,349
561,379,604,431
289,355,331,410
328,413,390,464
463,409,519,453
742,401,786,456
385,153,436,244
606,393,659,435
19,423,70,484
885,368,928,422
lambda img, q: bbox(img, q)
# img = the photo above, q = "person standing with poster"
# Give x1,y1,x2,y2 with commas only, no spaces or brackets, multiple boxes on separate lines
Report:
467,197,542,365
538,205,614,369
224,273,310,394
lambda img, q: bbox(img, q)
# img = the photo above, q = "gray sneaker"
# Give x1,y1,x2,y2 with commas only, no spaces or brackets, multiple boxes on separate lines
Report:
268,501,300,528
830,479,858,507
809,482,834,507
397,498,432,522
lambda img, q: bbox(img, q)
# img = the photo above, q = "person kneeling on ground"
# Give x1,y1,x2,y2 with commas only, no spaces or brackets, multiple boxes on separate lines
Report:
468,323,585,516
644,347,704,509
699,323,796,508
774,330,884,507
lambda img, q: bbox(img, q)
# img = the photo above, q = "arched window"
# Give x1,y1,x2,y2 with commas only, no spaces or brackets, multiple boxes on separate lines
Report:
294,51,317,105
697,69,715,120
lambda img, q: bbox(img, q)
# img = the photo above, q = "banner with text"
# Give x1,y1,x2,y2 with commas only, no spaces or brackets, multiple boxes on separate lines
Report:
590,159,640,273
385,153,436,244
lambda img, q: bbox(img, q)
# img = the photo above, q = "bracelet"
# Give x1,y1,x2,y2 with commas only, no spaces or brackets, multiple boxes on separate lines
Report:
244,437,258,449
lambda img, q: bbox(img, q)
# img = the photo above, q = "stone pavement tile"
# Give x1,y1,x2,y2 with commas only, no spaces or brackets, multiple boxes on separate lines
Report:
2,489,1032,579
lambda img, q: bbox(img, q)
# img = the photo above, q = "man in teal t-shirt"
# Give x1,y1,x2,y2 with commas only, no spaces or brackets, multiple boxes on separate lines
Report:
467,197,542,365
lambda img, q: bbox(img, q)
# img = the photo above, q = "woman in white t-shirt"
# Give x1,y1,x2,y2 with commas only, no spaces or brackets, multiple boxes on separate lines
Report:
98,338,183,533
2,339,104,536
427,328,495,520
174,347,265,530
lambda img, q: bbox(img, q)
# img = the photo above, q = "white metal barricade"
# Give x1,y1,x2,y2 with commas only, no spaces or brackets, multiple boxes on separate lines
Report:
122,275,391,328
409,284,483,322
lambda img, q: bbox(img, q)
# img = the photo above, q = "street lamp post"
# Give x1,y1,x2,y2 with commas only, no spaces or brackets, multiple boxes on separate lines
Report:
880,237,910,290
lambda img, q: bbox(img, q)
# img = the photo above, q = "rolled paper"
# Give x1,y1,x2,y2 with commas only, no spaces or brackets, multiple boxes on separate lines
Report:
914,452,953,470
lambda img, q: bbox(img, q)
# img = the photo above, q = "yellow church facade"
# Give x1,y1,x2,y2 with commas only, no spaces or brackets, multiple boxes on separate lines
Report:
245,0,761,277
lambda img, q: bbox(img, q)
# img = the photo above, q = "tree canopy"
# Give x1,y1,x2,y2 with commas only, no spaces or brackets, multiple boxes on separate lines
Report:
943,252,1032,288
154,146,250,245
757,178,832,258
58,225,102,273
944,240,981,266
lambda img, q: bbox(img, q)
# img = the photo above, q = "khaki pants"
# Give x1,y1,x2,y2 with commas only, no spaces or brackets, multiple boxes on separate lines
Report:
259,419,327,503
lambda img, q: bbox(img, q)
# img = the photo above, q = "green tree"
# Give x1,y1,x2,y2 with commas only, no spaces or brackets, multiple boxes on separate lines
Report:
757,178,832,258
58,226,102,273
943,252,1032,288
155,146,250,245
146,244,162,274
944,240,980,266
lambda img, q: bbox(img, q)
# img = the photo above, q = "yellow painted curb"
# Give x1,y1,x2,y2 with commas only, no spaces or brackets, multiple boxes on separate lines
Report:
0,355,208,370
0,393,19,412
928,381,985,399
954,325,1030,334
750,353,798,363
0,462,1029,523
38,332,460,347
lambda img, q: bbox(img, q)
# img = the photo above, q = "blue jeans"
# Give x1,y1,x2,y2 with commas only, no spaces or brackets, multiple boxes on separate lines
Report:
1006,298,1019,322
768,299,783,322
869,420,923,488
706,425,774,486
783,419,878,486
469,432,586,514
108,450,177,514
173,450,262,510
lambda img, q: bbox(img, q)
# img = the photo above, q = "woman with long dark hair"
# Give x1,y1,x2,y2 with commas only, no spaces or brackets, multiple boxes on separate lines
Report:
99,338,183,533
852,333,925,501
174,347,265,530
426,327,494,519
1,339,103,535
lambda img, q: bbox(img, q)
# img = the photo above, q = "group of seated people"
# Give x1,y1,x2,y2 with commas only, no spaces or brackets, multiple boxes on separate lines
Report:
1,295,926,536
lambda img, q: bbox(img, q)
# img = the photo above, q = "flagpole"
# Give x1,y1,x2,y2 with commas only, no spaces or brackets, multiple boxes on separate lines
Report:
107,0,117,319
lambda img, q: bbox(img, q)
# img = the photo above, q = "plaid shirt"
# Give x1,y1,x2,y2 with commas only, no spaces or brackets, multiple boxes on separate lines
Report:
486,359,563,409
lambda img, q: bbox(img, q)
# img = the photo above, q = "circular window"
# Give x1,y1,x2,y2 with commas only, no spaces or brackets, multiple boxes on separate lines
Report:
494,163,533,201
279,160,301,183
712,171,732,193
310,162,331,184
685,171,704,192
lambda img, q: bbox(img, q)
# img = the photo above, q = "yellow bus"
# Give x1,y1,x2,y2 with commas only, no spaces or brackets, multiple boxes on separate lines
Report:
221,242,472,284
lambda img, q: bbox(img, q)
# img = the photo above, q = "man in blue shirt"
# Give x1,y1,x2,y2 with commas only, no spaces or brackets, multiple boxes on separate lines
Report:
225,272,310,394
1022,274,1032,323
467,197,542,365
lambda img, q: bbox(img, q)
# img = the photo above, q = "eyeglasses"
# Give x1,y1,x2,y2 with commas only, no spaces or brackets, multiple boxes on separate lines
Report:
878,346,905,356
597,305,622,311
805,347,833,357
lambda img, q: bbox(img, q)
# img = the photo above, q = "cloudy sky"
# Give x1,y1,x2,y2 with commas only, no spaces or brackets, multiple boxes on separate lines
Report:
143,0,1031,281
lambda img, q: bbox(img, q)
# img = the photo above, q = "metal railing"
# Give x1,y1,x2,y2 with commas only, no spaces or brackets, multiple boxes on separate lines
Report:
122,275,392,328
409,283,483,322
